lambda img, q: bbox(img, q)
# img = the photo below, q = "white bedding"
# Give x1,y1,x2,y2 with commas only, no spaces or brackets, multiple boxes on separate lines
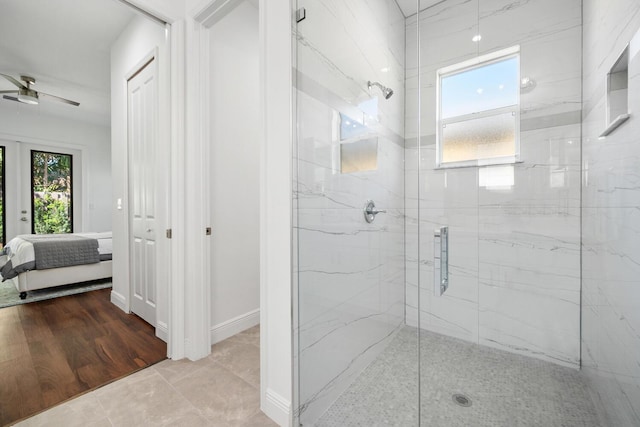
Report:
74,232,113,258
1,232,112,280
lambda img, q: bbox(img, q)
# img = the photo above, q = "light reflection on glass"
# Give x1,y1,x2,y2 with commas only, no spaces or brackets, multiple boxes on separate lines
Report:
340,138,378,173
550,168,567,188
479,165,514,189
339,113,367,140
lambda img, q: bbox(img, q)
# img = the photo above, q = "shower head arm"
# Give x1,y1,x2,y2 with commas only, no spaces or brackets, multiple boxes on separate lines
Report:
368,81,384,91
367,80,394,99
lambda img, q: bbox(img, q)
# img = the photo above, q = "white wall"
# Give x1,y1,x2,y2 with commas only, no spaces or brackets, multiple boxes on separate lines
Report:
0,103,111,240
260,0,293,425
110,15,170,339
208,1,260,342
582,1,640,426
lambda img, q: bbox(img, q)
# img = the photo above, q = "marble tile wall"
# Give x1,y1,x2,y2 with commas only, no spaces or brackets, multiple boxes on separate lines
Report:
582,1,640,425
405,0,583,367
293,1,407,425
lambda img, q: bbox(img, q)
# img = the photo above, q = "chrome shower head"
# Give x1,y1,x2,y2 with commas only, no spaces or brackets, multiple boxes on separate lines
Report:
368,81,394,99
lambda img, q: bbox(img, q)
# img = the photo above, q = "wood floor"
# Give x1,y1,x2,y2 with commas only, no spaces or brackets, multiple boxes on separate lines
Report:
0,288,167,426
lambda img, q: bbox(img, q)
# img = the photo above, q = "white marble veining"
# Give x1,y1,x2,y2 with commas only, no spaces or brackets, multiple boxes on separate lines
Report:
581,1,640,425
294,1,406,425
405,0,583,369
478,206,581,367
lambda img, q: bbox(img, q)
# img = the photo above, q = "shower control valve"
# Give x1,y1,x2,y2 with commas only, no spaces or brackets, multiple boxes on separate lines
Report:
363,200,386,223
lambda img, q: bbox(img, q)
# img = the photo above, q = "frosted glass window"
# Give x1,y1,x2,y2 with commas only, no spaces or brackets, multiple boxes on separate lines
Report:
442,113,516,163
437,47,520,167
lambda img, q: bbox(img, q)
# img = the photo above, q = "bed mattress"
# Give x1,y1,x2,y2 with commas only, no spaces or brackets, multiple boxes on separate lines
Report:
0,232,112,281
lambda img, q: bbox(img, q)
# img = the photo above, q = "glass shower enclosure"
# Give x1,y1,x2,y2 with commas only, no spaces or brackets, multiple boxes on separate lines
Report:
294,0,591,426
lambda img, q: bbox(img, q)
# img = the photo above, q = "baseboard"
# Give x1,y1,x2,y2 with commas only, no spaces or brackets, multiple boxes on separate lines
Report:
262,387,291,426
110,289,128,313
210,308,260,345
156,321,168,343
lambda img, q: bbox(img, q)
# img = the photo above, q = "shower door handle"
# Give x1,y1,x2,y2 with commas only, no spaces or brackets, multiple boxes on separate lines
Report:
434,226,449,296
363,200,386,223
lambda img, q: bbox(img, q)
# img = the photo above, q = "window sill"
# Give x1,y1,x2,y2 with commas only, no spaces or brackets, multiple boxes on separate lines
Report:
435,157,522,170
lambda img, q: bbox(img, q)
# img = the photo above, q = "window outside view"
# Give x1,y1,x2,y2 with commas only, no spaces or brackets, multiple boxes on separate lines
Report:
31,150,73,234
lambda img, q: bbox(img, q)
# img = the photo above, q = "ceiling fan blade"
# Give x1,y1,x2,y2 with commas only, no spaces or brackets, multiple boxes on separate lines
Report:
0,73,26,89
3,95,19,102
0,90,18,94
39,91,80,107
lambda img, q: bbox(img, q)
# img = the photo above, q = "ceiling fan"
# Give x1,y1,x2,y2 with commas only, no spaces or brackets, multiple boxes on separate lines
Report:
0,73,80,106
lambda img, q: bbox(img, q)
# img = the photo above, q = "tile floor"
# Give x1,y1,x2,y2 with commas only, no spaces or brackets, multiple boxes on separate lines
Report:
316,327,602,426
16,325,278,427
20,324,604,426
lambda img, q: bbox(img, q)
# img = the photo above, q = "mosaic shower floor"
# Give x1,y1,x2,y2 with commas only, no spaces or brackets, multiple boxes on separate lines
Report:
316,327,601,426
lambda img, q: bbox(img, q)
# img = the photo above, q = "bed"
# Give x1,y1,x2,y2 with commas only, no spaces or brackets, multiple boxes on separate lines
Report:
0,232,112,299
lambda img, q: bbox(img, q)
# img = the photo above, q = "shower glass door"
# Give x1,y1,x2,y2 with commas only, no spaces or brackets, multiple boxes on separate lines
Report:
293,0,418,425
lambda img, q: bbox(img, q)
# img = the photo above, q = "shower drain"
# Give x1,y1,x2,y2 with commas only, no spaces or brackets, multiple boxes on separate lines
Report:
452,393,472,407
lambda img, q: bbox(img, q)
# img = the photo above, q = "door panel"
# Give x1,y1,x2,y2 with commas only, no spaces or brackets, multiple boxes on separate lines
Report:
128,58,158,326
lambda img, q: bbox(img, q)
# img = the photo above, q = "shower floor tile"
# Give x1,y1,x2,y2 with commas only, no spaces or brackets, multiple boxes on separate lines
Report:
315,327,601,427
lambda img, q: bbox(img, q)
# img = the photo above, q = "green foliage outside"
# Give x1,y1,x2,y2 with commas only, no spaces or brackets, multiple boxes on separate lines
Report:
32,151,72,234
33,189,71,234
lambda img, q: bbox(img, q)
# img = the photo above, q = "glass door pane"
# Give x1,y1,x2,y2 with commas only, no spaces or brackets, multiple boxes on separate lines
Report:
31,150,73,234
294,0,417,425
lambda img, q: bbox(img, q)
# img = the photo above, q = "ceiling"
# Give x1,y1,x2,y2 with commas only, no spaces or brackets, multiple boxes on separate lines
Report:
0,0,443,127
0,0,137,127
396,0,443,17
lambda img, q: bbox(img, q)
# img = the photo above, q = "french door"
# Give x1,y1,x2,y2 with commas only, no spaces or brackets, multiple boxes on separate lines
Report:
0,141,79,242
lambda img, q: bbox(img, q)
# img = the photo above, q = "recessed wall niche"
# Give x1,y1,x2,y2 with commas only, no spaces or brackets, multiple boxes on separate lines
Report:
601,45,630,137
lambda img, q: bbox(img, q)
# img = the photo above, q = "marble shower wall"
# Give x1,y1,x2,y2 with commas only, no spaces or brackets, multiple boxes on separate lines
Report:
582,1,640,425
405,0,583,367
293,1,407,424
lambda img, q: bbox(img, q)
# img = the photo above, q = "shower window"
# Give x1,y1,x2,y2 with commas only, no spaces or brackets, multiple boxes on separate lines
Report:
437,46,520,167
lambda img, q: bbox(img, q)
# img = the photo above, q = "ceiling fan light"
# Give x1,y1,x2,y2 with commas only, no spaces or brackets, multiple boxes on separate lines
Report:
17,87,38,105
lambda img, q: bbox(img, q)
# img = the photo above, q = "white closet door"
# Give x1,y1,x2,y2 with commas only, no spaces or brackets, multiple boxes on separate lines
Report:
128,58,157,326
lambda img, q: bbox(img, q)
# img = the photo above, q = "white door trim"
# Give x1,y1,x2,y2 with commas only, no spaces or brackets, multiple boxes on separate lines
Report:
192,0,295,424
259,1,294,425
113,1,187,360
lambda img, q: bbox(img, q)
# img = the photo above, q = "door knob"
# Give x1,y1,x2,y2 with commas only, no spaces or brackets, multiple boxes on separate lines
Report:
363,200,386,223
